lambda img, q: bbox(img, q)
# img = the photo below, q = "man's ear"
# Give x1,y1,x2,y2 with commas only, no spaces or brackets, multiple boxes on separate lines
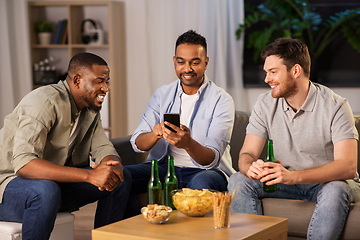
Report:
204,56,209,70
292,64,302,78
73,74,81,88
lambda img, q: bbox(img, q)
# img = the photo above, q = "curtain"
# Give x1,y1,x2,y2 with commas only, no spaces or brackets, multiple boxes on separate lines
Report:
0,0,32,128
125,0,246,133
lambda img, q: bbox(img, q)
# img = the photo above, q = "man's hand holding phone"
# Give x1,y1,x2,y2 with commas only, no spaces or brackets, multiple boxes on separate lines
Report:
164,113,180,133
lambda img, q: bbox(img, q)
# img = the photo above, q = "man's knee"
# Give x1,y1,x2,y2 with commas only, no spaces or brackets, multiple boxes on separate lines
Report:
319,181,351,200
24,179,61,213
228,172,248,191
187,170,227,191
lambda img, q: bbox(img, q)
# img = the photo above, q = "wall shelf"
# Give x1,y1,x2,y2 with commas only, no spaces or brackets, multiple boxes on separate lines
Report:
28,1,127,138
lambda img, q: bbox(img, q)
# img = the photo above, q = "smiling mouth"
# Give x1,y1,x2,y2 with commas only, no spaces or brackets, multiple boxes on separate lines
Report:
181,73,196,80
270,84,278,90
97,95,105,103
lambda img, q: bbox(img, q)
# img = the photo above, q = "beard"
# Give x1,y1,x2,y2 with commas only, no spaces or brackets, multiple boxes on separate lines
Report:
272,74,298,99
179,73,204,87
82,91,103,113
86,100,102,113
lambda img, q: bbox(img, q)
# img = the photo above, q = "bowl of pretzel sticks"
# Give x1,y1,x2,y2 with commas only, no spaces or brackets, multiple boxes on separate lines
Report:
212,189,236,229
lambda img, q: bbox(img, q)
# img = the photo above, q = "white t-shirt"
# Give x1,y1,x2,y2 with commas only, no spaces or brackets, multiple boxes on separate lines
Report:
168,92,198,167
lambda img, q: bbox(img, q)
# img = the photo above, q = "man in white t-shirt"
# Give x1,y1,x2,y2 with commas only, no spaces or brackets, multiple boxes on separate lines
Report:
125,30,235,216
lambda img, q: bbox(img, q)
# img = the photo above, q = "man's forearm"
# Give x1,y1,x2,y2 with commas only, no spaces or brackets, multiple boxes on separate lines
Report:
135,132,160,151
185,138,215,166
292,160,357,184
238,152,256,177
16,158,91,182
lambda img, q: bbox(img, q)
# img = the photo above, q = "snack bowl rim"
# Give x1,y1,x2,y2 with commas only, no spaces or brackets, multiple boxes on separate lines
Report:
141,205,172,224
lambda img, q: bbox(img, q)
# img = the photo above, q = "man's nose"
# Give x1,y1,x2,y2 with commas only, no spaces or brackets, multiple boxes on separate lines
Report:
184,62,193,72
101,82,109,93
264,74,269,84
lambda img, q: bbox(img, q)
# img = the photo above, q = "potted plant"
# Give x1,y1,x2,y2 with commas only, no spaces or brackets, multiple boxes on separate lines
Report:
237,0,360,80
35,20,54,45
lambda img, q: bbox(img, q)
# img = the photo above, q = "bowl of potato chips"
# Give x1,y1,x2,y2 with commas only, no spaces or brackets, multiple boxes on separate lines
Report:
141,204,172,224
171,188,217,217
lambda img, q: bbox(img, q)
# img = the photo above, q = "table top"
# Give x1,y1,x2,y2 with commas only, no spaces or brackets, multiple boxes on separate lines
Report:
92,210,288,240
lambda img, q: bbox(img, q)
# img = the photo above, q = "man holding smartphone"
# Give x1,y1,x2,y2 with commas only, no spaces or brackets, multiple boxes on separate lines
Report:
126,30,235,216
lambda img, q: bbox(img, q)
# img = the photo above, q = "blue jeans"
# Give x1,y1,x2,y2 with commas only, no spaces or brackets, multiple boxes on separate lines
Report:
125,160,228,217
0,168,132,240
228,172,360,240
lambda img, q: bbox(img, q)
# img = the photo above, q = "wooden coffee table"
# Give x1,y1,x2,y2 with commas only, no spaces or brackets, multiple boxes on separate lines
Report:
92,210,288,240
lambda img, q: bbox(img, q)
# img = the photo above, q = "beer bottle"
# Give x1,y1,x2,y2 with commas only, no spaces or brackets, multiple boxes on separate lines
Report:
263,139,277,193
164,155,178,209
148,159,162,204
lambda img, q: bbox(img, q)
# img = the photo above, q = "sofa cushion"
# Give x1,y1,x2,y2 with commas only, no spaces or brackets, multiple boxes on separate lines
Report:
229,111,266,172
262,198,314,238
262,198,360,239
110,136,148,166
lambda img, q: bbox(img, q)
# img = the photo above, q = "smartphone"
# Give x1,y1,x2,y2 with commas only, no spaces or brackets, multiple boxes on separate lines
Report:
164,113,180,133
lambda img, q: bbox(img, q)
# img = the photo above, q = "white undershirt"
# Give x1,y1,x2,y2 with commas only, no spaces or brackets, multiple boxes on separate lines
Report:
168,92,198,167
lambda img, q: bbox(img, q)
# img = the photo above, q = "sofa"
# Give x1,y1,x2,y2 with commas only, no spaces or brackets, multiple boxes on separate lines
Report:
110,111,360,240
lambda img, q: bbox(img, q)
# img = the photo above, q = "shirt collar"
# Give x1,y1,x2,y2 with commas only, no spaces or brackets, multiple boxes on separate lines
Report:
299,81,317,112
282,81,316,112
177,74,209,97
62,80,80,121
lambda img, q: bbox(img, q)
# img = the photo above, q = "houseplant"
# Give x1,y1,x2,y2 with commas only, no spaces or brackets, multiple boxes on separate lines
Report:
237,0,360,63
35,20,54,45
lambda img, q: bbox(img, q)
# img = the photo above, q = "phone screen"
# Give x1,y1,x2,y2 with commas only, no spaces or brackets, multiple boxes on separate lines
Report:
164,113,180,133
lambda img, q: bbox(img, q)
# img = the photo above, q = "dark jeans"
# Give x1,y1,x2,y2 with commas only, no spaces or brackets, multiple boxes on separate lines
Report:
0,167,132,240
124,160,228,217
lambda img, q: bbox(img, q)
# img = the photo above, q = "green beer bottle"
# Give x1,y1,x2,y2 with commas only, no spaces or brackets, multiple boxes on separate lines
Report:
164,155,178,209
147,159,162,204
263,139,277,193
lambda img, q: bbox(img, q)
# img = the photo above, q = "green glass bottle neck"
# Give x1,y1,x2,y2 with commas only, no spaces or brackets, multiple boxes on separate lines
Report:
266,139,275,162
151,159,160,180
167,156,175,176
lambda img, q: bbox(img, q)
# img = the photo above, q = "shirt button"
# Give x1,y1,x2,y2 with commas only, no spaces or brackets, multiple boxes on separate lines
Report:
71,123,74,127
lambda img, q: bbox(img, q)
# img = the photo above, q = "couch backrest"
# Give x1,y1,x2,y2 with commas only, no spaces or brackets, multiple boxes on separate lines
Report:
229,111,360,173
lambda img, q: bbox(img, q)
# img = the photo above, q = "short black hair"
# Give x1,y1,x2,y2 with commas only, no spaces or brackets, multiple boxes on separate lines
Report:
175,30,207,56
261,38,311,78
67,52,107,73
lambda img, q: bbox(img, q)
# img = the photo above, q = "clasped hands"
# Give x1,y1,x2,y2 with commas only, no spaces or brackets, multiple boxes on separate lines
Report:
91,159,124,192
247,159,294,185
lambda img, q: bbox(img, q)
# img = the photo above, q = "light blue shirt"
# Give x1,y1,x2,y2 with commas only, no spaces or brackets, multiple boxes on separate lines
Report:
130,76,235,176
